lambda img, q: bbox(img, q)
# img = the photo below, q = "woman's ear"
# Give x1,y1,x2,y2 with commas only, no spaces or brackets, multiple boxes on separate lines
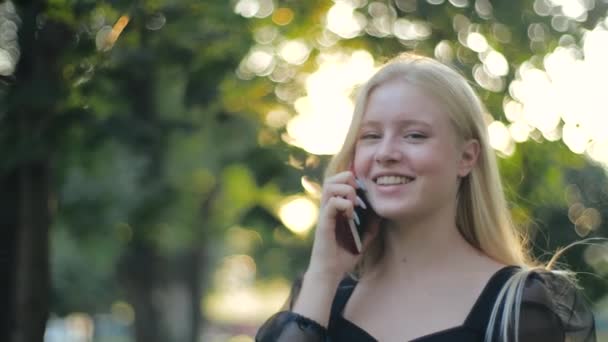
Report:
458,139,480,178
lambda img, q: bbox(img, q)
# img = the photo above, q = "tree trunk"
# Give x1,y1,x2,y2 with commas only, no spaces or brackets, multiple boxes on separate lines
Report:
119,243,167,342
184,248,205,342
0,170,19,342
13,160,51,342
7,0,57,340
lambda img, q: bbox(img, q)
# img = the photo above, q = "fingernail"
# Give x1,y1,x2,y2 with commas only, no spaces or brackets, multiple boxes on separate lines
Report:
355,178,366,191
356,196,367,209
353,211,360,225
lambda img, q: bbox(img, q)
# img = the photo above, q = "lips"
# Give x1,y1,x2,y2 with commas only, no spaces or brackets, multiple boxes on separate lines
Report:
374,175,415,185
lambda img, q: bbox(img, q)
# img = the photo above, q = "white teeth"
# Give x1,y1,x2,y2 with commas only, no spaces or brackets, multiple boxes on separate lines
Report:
375,176,412,185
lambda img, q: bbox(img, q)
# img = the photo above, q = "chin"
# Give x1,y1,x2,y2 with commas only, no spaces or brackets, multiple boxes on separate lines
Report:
374,206,415,222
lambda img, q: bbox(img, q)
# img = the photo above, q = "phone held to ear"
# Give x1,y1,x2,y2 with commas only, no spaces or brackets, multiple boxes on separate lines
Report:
335,179,378,254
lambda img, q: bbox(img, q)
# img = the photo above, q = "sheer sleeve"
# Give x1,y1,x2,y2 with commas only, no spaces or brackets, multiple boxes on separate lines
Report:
255,274,329,342
254,310,328,342
518,271,596,342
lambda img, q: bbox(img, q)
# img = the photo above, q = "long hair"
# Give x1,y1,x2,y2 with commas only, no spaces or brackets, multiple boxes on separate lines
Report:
324,53,545,341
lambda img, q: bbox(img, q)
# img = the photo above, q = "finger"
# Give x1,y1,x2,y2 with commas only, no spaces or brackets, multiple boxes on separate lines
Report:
321,184,357,205
325,196,354,220
325,171,356,188
355,196,367,209
355,178,367,191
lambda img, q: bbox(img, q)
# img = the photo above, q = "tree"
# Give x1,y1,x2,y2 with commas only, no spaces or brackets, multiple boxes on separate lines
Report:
238,0,608,302
1,0,77,340
3,1,607,341
2,1,294,341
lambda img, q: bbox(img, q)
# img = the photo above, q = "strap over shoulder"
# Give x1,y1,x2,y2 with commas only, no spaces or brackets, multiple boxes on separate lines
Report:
519,270,596,341
484,268,596,342
329,275,358,317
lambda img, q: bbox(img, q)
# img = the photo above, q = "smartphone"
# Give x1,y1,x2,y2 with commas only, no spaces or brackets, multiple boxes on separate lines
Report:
335,182,377,254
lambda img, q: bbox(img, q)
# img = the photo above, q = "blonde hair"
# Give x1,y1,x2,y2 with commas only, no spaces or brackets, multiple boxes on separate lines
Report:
324,53,554,341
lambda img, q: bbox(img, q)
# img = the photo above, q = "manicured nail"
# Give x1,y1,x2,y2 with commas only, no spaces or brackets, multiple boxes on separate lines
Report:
355,178,366,191
356,196,367,209
353,211,360,225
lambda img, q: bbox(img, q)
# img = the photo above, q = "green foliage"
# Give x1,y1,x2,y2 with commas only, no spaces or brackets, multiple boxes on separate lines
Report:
237,0,608,303
3,0,608,339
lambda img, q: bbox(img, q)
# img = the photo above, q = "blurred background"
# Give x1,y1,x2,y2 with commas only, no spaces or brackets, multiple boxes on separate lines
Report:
1,0,608,341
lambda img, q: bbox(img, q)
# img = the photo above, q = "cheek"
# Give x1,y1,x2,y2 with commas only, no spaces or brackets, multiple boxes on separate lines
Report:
411,146,456,174
352,146,373,177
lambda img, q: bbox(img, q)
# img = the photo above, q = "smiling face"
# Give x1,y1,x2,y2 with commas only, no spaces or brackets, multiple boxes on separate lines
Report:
353,79,478,222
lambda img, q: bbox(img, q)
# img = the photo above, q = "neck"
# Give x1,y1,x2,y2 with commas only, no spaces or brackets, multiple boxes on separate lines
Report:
369,205,483,281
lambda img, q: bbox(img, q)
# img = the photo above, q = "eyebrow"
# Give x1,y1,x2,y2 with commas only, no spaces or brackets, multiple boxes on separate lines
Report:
360,119,432,128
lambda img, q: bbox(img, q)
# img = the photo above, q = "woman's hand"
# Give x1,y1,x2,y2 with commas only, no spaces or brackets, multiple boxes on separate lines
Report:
290,171,380,326
306,171,380,282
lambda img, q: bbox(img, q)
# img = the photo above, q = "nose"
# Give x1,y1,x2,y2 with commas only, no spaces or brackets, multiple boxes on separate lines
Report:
375,136,402,164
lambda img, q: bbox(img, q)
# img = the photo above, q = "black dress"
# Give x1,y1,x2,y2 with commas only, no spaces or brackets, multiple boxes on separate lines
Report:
255,266,596,341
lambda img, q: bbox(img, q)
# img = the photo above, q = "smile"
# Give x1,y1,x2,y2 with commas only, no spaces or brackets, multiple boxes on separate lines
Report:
375,175,415,185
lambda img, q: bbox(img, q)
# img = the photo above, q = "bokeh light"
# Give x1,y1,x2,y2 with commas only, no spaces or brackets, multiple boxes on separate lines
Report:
206,254,289,324
65,313,95,341
234,0,274,19
111,301,135,325
243,7,608,175
473,63,504,92
367,1,396,38
482,50,509,77
488,120,515,156
325,2,366,39
0,0,20,76
448,0,469,8
285,50,377,155
395,0,417,12
145,12,166,31
393,19,432,41
253,26,278,44
239,45,276,78
467,32,488,52
278,39,311,65
277,195,318,235
0,48,14,75
265,108,290,128
434,40,454,63
272,7,294,26
507,24,608,166
584,242,608,275
475,0,493,18
234,0,260,18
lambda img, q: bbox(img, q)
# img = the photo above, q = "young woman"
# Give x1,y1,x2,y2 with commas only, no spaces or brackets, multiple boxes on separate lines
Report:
255,54,596,341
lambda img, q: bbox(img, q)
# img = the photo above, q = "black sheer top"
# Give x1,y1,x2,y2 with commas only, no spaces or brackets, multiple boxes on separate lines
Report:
256,266,596,341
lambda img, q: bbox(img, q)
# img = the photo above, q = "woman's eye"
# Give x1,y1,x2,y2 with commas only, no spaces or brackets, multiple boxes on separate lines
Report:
405,132,427,140
360,133,380,139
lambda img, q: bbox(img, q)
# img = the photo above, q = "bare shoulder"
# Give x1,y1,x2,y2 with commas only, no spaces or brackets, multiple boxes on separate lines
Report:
454,252,508,290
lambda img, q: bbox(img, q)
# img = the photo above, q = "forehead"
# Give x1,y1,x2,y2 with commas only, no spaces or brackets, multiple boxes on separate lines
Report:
362,79,448,126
